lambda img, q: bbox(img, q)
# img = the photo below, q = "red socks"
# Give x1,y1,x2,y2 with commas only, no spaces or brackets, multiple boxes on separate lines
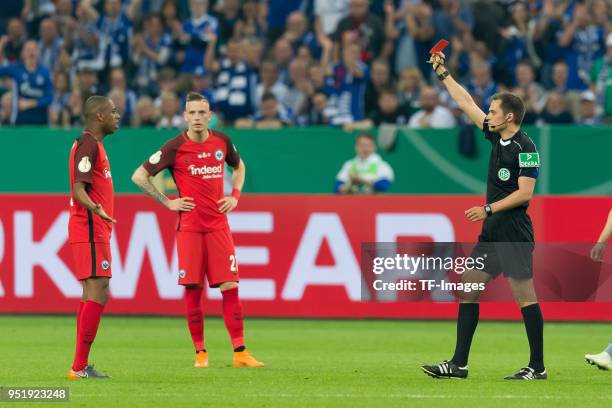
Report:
185,286,205,351
76,301,85,342
72,300,105,372
222,287,245,349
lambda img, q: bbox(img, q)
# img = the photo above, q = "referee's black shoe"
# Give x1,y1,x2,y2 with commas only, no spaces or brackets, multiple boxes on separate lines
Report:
420,360,468,379
504,367,547,380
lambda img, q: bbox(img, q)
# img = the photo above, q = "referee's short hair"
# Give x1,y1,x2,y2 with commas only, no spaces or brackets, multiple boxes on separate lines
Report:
491,92,526,125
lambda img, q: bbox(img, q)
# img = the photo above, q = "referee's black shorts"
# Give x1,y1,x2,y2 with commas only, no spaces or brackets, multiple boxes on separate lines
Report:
471,208,534,280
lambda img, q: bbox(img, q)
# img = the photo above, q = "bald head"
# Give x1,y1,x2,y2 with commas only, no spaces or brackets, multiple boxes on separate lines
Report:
84,95,111,121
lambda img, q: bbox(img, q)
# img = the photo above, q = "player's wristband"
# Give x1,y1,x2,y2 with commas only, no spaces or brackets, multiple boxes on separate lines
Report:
437,70,450,81
231,188,241,200
484,204,493,217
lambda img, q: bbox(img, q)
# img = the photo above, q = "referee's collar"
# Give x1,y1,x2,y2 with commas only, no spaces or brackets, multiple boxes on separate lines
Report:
499,129,522,145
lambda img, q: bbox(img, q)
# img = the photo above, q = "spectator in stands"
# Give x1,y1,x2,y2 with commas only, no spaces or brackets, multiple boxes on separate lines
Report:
256,59,288,109
336,133,394,194
0,40,52,125
190,66,215,107
237,0,266,38
302,90,330,125
272,38,293,85
54,0,74,27
0,18,27,64
67,89,84,127
211,37,257,125
497,0,531,85
284,58,311,118
37,18,63,72
515,61,546,114
550,60,570,93
398,66,424,110
49,71,71,127
95,0,140,71
108,67,136,126
335,0,384,64
538,91,574,124
577,90,601,125
68,1,103,72
408,86,456,129
308,64,327,94
157,91,185,128
432,0,474,55
325,43,369,127
591,33,612,121
264,0,302,44
468,61,498,110
132,13,172,96
406,2,435,78
549,60,582,118
282,11,320,58
315,0,349,37
132,96,158,127
176,0,218,89
369,88,413,126
76,66,100,96
558,2,606,90
365,59,393,118
237,92,293,128
244,37,265,72
214,0,243,47
531,0,568,88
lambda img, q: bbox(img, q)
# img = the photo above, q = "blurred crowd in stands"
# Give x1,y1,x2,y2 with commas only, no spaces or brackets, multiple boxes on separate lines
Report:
0,0,611,129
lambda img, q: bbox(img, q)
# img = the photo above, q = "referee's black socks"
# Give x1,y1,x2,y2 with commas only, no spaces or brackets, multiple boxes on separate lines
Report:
451,303,479,367
521,303,545,372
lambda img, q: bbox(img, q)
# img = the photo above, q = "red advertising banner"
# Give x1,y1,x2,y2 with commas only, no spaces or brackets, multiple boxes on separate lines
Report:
0,195,610,320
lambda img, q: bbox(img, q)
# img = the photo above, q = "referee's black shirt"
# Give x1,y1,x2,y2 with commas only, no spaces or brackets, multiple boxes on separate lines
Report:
482,120,540,209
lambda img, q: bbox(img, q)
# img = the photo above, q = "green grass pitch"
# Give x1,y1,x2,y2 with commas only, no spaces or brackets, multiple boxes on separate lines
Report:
0,316,610,407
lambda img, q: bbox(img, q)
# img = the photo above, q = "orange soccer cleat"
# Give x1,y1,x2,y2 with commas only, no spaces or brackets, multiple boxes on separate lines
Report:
233,350,265,367
194,351,209,368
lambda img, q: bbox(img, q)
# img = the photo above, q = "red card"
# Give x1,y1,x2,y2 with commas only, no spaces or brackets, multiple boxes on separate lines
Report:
429,39,449,54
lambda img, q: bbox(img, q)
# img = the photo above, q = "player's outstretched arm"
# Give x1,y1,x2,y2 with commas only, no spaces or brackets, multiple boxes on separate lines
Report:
73,182,116,223
591,209,612,262
429,52,486,130
131,165,196,212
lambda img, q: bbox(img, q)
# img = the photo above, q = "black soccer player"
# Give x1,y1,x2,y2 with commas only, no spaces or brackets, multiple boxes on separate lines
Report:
420,51,546,380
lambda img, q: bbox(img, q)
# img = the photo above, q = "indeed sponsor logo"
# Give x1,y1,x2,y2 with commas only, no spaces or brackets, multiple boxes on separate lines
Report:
188,164,223,177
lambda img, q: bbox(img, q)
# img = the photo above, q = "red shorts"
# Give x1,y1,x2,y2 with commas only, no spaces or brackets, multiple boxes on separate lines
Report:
70,242,112,280
177,229,239,287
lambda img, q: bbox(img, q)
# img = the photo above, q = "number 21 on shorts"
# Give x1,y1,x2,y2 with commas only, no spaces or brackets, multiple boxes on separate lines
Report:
229,254,238,274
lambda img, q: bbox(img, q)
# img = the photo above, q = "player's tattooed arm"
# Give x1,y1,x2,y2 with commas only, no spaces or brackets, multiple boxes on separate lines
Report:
131,166,196,212
73,182,116,223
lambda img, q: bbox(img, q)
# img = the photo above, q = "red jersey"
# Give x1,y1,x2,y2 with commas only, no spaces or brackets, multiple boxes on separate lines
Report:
68,131,114,243
143,130,241,232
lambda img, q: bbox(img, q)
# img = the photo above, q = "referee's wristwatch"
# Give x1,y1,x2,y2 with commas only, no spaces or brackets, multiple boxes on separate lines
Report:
483,204,493,217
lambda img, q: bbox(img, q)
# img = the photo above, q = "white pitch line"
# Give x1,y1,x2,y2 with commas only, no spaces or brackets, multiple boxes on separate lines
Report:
70,393,611,400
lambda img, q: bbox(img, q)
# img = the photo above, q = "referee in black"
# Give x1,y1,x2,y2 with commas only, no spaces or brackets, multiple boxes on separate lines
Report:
420,50,545,380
